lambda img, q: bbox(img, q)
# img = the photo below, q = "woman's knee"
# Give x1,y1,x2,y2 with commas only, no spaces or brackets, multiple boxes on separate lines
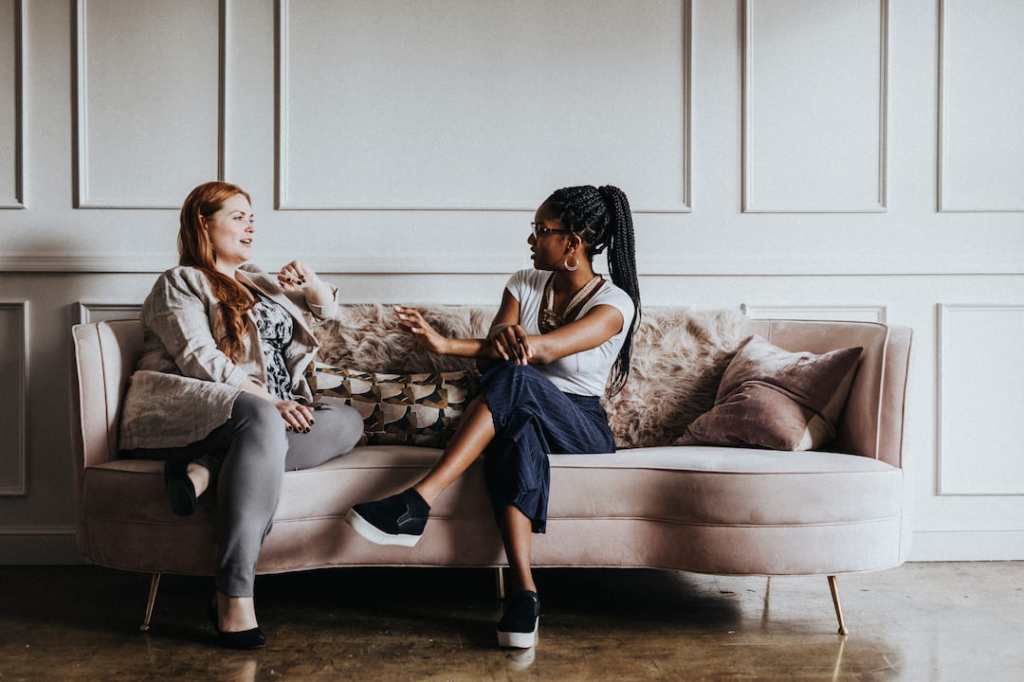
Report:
232,394,287,448
320,402,364,454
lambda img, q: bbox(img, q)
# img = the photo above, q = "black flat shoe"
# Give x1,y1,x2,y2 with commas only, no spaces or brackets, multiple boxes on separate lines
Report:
216,626,266,650
164,460,197,516
208,594,266,650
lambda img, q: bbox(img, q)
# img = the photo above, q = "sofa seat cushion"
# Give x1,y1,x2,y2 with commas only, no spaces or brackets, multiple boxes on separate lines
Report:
84,445,900,531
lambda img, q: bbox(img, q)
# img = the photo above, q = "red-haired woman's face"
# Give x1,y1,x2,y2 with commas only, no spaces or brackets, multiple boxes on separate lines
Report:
202,193,254,267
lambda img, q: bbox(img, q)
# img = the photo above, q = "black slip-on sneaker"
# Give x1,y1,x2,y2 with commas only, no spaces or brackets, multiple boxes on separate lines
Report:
345,488,430,547
497,590,540,649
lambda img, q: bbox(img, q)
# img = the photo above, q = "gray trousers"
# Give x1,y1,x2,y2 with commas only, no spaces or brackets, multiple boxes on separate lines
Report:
129,393,363,596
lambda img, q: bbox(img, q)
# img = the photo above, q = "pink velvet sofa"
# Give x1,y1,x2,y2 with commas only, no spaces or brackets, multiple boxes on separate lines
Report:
70,311,912,635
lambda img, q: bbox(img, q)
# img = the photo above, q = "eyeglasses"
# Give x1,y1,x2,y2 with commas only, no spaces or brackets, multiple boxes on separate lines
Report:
530,222,572,238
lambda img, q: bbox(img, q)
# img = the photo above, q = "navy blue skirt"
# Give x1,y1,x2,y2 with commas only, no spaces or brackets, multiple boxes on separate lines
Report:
480,361,615,534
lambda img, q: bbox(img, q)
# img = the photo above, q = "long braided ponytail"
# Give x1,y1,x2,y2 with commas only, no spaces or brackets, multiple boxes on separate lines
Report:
537,185,642,395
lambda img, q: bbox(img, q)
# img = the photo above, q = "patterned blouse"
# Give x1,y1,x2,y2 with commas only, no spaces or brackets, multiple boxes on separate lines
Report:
249,291,295,400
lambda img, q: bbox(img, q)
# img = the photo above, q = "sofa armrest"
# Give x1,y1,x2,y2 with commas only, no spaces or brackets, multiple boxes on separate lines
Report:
877,325,912,469
836,324,912,468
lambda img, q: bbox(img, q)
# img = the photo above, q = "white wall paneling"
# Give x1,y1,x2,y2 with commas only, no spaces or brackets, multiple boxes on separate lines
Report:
742,0,890,212
2,2,1024,563
936,303,1024,495
275,0,692,212
0,301,29,496
938,0,1024,212
72,0,225,208
73,302,142,325
741,304,887,323
0,0,24,208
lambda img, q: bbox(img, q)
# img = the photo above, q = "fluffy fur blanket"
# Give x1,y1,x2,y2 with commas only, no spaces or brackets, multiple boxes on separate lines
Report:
600,307,751,448
313,304,751,448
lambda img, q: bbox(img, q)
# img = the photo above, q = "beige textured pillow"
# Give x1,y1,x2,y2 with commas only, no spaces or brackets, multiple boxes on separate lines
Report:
676,335,863,451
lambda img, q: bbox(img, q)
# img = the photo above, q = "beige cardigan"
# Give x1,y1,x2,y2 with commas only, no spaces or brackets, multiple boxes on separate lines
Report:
119,264,337,450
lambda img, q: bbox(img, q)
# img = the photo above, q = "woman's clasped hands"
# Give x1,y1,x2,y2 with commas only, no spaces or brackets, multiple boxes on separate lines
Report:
488,323,533,366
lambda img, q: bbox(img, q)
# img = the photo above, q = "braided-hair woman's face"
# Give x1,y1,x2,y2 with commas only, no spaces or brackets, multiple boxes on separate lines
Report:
528,213,583,272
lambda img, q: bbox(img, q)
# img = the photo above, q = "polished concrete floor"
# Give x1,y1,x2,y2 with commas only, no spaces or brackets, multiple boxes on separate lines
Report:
0,562,1020,680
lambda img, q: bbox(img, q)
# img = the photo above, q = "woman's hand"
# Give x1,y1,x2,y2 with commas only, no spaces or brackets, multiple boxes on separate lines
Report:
276,260,321,292
275,399,315,432
394,306,451,355
490,324,533,365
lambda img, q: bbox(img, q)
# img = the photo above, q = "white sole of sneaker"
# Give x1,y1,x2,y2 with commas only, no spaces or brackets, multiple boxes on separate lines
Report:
497,620,538,649
344,508,422,548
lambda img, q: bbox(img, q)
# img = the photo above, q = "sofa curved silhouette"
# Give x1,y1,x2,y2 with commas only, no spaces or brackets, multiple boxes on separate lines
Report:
70,310,912,635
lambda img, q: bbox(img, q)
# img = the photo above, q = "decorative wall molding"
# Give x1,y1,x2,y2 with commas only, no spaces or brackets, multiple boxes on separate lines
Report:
0,301,29,496
72,0,226,209
936,303,1024,496
936,0,1024,212
0,0,25,209
3,252,1024,276
273,0,693,213
73,302,143,325
741,304,887,323
0,526,81,565
741,0,890,213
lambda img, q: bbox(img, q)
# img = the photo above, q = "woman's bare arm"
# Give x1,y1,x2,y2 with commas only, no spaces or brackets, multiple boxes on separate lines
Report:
395,295,624,366
521,305,624,364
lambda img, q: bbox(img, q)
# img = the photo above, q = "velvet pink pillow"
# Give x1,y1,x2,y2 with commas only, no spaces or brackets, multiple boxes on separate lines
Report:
675,335,864,451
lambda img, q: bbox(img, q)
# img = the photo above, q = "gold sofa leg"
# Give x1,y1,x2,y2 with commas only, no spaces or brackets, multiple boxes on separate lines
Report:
827,575,848,635
140,573,161,632
496,567,506,601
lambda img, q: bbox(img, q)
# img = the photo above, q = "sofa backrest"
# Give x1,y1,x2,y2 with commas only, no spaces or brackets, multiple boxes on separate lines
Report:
69,310,911,477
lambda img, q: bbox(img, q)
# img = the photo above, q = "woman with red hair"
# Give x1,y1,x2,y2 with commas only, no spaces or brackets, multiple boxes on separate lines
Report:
120,181,363,649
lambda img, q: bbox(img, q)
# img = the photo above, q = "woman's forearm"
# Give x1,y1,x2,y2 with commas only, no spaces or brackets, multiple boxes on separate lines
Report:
443,338,503,359
447,335,554,365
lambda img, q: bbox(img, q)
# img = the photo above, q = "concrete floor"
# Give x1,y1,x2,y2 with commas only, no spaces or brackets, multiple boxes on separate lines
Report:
0,562,1020,680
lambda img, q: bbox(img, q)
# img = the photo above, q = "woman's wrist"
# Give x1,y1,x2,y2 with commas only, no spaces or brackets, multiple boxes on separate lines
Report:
303,279,333,306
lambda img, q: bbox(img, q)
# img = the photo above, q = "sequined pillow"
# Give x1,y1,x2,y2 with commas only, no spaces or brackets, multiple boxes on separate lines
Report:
311,363,479,448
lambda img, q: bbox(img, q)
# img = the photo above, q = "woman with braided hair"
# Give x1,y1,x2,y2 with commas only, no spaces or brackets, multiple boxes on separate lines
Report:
346,185,641,649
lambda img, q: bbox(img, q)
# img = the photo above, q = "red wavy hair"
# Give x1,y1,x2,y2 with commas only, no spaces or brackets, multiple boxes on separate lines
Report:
178,181,255,362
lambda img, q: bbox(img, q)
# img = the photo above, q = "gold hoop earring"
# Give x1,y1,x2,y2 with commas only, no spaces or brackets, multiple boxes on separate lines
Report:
564,255,579,272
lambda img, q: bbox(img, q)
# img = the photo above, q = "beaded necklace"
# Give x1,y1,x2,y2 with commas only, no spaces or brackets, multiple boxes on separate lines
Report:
538,273,605,333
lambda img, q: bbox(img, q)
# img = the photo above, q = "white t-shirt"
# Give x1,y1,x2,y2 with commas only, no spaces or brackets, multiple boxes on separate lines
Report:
503,269,636,397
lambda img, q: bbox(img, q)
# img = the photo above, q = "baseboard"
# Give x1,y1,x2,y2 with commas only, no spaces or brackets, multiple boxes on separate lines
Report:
909,530,1024,561
0,527,84,565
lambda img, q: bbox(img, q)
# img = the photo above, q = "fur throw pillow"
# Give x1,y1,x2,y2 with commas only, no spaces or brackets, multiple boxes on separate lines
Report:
601,308,752,449
314,304,497,372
